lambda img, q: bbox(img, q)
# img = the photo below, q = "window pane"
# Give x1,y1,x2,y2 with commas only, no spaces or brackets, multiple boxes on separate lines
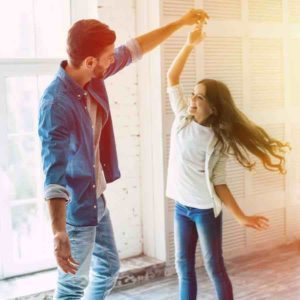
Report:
6,76,38,134
7,136,38,200
35,0,70,58
0,0,70,58
11,202,53,263
5,75,53,201
0,0,35,57
11,203,39,261
6,74,54,133
2,74,56,276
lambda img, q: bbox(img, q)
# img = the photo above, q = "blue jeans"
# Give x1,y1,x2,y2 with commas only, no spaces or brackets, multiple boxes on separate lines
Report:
174,201,233,300
54,194,120,299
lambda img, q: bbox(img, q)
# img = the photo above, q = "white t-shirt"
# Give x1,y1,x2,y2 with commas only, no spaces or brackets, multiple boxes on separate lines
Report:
86,92,107,198
166,85,215,209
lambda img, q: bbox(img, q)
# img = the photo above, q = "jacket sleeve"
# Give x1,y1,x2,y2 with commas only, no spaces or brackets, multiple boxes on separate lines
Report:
38,101,71,202
211,151,229,185
103,38,143,79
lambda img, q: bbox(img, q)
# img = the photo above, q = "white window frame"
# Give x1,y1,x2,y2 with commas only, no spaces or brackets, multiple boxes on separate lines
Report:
0,0,97,279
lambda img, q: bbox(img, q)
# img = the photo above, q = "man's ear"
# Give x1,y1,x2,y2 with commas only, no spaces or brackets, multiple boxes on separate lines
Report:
84,56,96,70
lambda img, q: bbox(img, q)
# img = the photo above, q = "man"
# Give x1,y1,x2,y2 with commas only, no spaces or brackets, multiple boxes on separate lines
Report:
38,8,209,299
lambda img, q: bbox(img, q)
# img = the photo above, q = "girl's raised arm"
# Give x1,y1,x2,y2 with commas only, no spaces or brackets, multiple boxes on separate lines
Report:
167,22,206,87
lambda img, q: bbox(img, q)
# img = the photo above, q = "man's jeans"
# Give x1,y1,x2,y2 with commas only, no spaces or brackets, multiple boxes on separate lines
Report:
54,194,120,299
174,201,233,300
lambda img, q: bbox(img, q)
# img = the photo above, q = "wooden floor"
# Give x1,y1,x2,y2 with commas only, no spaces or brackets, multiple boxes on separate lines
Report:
107,240,300,300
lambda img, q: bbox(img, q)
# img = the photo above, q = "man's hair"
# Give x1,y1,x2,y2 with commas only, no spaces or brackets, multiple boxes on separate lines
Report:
67,19,116,68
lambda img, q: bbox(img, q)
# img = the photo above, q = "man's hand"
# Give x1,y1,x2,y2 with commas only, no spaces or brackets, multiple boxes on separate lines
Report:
178,8,209,26
134,8,209,55
47,199,78,274
54,231,79,274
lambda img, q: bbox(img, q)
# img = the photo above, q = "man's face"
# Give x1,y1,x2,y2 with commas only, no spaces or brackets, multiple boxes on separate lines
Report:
84,43,115,79
94,43,115,79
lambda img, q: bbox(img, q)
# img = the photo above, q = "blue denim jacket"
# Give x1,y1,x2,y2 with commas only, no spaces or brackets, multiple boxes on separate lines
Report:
38,39,142,226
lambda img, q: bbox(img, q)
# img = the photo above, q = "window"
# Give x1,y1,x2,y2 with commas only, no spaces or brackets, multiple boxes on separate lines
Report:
0,0,97,279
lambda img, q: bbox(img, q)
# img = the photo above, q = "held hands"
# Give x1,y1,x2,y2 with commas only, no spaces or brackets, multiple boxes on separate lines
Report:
186,22,207,47
179,8,209,47
237,214,270,231
54,231,79,274
179,8,209,26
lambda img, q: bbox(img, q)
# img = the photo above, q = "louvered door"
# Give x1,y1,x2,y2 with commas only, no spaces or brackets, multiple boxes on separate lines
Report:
158,0,300,275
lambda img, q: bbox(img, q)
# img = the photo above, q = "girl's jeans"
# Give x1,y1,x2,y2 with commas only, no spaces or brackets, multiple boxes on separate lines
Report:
174,201,233,300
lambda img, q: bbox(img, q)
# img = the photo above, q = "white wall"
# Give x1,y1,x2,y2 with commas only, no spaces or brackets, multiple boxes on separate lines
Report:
97,0,142,259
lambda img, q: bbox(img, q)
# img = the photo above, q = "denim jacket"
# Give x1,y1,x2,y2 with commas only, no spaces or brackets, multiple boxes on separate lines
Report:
38,39,142,226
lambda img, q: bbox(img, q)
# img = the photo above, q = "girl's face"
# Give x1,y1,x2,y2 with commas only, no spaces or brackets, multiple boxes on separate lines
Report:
188,83,214,119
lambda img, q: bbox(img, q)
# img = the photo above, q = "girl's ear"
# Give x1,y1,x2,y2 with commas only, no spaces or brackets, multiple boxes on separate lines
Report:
211,106,218,115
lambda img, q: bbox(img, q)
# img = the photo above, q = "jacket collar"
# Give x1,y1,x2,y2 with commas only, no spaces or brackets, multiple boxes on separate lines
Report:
56,60,89,101
56,60,109,115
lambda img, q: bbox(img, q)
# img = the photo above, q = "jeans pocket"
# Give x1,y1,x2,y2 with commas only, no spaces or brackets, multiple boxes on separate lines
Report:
175,200,182,207
66,223,95,241
175,201,188,211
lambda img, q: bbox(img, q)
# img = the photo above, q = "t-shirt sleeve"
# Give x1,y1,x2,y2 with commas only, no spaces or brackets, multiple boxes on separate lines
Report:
166,83,188,117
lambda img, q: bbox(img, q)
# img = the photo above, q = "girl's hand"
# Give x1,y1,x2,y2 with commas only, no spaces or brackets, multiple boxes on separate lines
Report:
238,214,270,231
186,23,206,47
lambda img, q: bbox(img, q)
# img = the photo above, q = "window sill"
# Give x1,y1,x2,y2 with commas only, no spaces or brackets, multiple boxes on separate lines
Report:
0,256,165,299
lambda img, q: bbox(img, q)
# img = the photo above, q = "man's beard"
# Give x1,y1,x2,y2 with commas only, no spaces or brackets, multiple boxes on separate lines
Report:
93,67,106,80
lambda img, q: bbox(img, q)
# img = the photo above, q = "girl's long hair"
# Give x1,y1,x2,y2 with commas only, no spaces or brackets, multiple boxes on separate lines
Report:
198,79,291,174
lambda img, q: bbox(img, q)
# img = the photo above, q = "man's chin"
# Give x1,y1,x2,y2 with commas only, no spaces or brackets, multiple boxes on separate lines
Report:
93,73,105,80
91,68,106,80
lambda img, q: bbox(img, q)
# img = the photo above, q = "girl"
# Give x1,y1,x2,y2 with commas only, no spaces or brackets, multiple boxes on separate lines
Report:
166,23,291,300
